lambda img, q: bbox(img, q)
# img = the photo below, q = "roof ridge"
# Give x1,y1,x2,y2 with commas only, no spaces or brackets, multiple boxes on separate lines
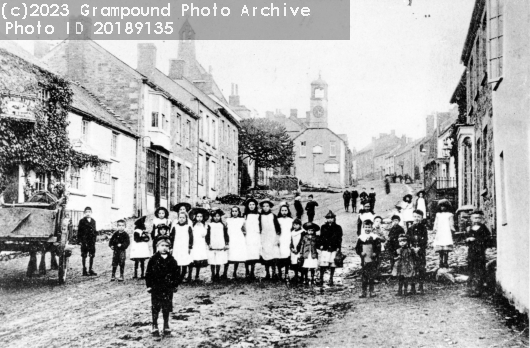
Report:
70,80,135,133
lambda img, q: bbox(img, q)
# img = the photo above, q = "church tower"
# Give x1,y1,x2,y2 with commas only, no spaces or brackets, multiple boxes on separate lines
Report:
308,74,328,128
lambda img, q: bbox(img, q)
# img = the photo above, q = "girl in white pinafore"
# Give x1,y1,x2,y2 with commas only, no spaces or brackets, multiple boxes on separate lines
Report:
289,218,305,283
151,207,172,252
206,209,229,282
243,198,261,279
188,208,209,282
130,216,151,279
172,212,194,282
433,200,455,268
259,200,281,280
226,206,247,279
277,204,294,281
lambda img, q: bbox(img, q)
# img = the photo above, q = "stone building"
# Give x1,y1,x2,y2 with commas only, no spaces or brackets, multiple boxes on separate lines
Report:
353,130,404,180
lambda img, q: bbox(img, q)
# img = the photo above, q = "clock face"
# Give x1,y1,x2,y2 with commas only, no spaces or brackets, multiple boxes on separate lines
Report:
313,105,325,118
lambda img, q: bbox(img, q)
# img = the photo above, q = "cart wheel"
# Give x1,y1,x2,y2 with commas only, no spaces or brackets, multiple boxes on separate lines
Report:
58,249,69,285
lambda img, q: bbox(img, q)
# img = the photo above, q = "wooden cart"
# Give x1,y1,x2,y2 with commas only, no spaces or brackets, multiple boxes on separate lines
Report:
0,191,73,284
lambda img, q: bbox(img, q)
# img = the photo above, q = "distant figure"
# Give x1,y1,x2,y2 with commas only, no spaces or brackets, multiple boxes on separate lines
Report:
359,188,368,206
305,195,319,223
342,190,351,212
368,188,377,211
414,191,427,220
294,194,304,220
384,177,391,194
351,188,359,213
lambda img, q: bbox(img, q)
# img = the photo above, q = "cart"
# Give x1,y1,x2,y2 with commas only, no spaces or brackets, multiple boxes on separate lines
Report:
0,191,73,284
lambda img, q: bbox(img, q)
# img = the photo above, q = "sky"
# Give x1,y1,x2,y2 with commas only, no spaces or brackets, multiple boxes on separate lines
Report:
18,0,476,151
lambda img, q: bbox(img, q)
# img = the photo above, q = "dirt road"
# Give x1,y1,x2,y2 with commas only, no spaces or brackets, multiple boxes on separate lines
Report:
0,182,527,348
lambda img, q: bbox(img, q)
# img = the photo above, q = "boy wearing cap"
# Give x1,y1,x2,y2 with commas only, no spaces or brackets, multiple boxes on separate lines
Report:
305,195,319,223
78,206,98,276
355,219,382,298
465,210,491,297
407,210,428,294
146,236,180,336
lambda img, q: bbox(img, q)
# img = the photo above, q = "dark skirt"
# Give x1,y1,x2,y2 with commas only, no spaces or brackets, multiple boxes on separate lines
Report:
276,257,291,267
192,260,208,268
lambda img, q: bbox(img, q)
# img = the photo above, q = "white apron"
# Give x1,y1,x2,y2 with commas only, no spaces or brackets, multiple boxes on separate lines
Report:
172,223,193,266
260,213,280,261
208,223,228,265
130,230,151,260
290,229,304,265
433,212,454,247
402,202,414,222
416,198,427,218
190,223,208,262
278,217,293,259
227,217,247,262
244,214,261,261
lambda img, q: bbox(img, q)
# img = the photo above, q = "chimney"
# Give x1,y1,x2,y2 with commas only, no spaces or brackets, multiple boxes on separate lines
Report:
290,109,298,118
137,43,157,74
34,41,52,58
229,83,240,107
168,59,185,80
426,114,435,135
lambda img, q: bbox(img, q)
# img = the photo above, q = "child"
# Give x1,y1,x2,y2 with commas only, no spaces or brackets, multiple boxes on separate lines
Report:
372,215,386,280
294,194,304,220
401,194,415,230
464,210,491,297
304,195,319,223
414,191,428,220
130,216,151,279
342,190,351,212
202,196,211,210
173,202,192,219
206,209,229,282
355,219,381,298
259,200,281,280
368,188,376,211
392,235,417,296
351,187,359,213
109,219,130,282
243,198,261,280
359,187,368,206
145,236,179,336
298,222,320,285
78,206,97,276
226,206,247,279
290,219,305,283
151,207,172,251
277,204,294,281
318,210,343,286
387,214,405,271
407,210,428,294
189,208,209,281
433,199,455,268
171,212,193,283
357,202,375,236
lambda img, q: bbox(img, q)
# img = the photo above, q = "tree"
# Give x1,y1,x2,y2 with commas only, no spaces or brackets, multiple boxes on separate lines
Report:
238,118,295,187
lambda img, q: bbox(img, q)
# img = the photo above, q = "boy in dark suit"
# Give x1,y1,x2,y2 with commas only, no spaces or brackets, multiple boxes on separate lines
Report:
78,207,97,276
109,220,130,282
407,210,428,294
464,210,491,297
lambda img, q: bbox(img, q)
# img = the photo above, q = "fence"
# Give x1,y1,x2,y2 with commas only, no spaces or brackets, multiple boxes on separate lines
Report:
436,177,457,189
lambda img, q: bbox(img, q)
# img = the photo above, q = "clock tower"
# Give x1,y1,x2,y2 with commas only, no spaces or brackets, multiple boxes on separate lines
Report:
308,74,328,128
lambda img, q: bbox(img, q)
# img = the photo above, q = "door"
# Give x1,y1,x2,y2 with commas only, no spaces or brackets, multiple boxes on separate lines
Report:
170,160,176,208
155,155,161,208
177,163,182,203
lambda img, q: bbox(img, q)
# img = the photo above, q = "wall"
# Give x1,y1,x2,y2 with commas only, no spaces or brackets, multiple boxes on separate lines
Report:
491,0,529,314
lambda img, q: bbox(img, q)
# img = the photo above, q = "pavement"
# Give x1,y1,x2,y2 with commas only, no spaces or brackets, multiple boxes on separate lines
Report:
0,180,527,348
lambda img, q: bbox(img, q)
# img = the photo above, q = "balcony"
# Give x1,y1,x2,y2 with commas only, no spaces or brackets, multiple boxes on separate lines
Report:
436,177,457,189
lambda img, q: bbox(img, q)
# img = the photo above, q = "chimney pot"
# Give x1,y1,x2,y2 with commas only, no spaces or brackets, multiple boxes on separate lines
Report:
290,109,298,118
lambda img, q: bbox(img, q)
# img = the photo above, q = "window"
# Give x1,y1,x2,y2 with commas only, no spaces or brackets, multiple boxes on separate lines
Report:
176,113,182,144
111,177,117,204
151,94,159,127
35,173,46,191
199,111,204,141
161,113,167,131
160,156,168,198
185,120,191,148
210,161,217,190
488,0,503,81
38,88,50,102
227,125,231,145
147,151,155,194
221,120,225,142
330,141,337,157
94,163,110,184
313,145,323,154
198,154,204,185
185,166,191,196
111,132,118,157
150,94,169,130
70,166,81,190
206,115,210,143
300,141,307,157
81,120,89,142
212,119,216,148
233,130,236,150
499,151,507,225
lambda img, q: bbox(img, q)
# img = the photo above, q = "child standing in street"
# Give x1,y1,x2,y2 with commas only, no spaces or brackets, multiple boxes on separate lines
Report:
171,212,193,283
226,206,247,279
206,209,229,282
130,216,151,279
260,200,281,280
290,219,305,283
78,206,98,276
407,210,428,294
145,236,179,337
109,220,130,282
401,194,415,230
392,235,417,296
243,198,261,280
357,202,375,236
294,194,304,220
151,207,172,252
355,219,381,298
464,210,491,297
433,200,455,268
305,195,319,223
318,211,343,286
298,222,320,285
277,204,294,281
188,208,210,281
387,215,406,271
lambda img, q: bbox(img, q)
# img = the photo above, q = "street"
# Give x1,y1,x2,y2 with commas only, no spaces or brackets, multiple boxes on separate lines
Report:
0,182,527,348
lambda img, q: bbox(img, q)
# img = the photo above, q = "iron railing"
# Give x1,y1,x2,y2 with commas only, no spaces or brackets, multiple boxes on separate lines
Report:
436,177,457,189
